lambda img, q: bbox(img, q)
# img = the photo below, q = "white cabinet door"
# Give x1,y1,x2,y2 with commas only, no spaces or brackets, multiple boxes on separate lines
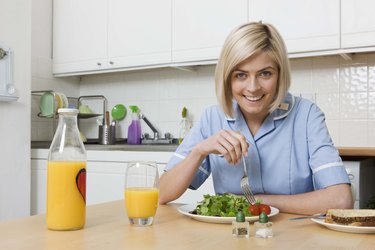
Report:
86,161,126,205
172,0,248,63
341,0,375,49
249,0,340,54
108,0,172,68
31,159,47,215
53,0,108,75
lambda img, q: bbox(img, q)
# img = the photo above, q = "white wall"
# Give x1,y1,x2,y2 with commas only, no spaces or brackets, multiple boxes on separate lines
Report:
289,54,375,147
78,66,218,141
31,0,80,141
0,0,31,220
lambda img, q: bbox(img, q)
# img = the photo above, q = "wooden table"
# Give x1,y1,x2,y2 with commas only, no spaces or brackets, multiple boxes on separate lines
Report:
1,200,374,249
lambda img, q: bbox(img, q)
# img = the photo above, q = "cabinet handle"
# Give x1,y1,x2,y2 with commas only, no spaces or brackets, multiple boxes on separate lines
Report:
97,62,102,66
109,61,114,65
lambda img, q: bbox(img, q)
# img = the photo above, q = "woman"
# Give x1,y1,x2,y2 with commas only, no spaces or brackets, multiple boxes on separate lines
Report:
159,22,353,215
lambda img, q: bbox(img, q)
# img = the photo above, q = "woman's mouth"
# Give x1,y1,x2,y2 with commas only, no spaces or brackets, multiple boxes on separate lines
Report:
244,95,264,102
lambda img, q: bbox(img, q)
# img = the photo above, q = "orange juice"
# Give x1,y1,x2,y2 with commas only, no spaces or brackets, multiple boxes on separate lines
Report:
46,161,86,230
125,187,159,218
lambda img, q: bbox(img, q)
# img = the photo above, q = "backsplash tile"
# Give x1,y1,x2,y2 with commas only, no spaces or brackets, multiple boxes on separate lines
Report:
340,93,368,120
369,54,375,91
369,92,375,119
316,93,340,119
339,120,368,147
32,53,375,147
312,56,340,94
339,54,368,93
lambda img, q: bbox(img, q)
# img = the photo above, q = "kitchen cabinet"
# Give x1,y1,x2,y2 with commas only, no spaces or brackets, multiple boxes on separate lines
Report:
52,0,375,76
107,0,171,69
341,0,375,49
172,0,248,63
31,159,47,215
53,0,108,74
249,0,340,54
31,149,214,215
53,0,171,76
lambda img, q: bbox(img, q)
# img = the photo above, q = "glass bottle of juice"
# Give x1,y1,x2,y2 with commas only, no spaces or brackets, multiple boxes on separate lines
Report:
46,108,87,230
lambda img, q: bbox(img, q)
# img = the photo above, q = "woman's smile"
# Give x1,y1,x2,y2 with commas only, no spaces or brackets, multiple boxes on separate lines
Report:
243,94,264,102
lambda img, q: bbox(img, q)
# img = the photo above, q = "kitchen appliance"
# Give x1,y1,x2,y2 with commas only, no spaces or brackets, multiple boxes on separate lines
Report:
0,41,18,102
344,158,375,208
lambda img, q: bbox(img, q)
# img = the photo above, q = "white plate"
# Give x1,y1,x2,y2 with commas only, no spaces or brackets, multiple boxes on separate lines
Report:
177,204,279,224
311,218,375,234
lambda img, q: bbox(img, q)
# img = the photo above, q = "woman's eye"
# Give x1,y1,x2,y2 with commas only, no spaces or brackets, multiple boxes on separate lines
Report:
259,71,272,78
235,72,247,79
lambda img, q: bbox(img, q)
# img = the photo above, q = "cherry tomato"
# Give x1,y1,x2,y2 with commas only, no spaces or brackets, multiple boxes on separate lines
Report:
248,204,260,216
259,204,271,215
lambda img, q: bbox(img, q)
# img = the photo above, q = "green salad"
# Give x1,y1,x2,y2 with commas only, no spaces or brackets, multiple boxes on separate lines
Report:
193,193,251,217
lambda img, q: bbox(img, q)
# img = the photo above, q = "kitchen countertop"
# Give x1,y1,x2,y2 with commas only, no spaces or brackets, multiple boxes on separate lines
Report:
31,140,179,152
32,141,375,157
1,200,374,249
338,147,375,157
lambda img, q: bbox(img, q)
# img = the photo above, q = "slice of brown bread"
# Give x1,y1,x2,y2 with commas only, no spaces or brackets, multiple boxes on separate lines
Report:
325,209,375,227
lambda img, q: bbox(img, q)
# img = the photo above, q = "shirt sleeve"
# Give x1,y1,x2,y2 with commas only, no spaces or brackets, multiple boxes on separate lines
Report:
164,108,212,190
307,104,350,189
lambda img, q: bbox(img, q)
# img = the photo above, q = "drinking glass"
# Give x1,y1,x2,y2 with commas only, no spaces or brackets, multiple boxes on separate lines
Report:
124,161,159,226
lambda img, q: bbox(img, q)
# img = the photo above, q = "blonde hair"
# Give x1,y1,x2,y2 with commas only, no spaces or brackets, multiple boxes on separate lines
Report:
215,22,291,118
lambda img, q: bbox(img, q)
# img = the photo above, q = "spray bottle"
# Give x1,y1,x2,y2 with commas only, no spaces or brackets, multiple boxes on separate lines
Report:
127,105,141,144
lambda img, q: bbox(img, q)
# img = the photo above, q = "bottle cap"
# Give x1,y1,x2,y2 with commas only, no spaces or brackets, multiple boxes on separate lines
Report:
129,105,140,113
182,107,187,118
259,212,269,223
236,211,245,222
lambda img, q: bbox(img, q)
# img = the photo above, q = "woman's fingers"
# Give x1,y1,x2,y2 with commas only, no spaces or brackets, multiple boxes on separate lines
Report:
215,130,249,164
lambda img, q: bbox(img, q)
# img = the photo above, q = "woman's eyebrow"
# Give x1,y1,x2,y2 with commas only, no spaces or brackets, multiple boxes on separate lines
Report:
233,66,276,73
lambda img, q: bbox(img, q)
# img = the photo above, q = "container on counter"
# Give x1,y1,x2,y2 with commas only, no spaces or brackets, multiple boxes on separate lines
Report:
46,108,87,231
254,212,273,238
232,211,250,238
127,105,141,144
178,107,191,144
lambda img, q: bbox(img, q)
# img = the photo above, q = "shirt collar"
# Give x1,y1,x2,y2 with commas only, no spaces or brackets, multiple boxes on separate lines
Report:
272,92,295,120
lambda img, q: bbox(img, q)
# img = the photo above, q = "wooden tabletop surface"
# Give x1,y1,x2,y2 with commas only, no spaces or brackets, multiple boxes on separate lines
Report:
338,147,375,157
0,200,374,249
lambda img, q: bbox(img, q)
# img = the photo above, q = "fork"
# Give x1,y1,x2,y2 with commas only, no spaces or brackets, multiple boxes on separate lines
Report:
240,156,256,204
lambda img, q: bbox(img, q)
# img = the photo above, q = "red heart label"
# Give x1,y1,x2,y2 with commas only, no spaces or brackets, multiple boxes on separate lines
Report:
76,168,86,203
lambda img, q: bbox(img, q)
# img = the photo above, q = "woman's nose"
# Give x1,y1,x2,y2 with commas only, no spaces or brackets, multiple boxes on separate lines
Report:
246,76,260,91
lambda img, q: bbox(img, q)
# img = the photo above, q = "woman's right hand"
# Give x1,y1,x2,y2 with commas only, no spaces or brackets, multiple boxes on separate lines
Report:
194,129,248,164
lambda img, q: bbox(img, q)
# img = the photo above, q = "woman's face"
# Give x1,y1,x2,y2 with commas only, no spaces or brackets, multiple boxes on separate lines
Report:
231,51,279,122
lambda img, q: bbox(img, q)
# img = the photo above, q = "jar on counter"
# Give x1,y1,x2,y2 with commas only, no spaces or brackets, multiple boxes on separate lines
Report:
232,211,250,238
254,212,273,238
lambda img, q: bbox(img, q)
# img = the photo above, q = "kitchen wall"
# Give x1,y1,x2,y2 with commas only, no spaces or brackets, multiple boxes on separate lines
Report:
0,0,31,220
31,0,80,141
32,53,375,147
79,53,375,147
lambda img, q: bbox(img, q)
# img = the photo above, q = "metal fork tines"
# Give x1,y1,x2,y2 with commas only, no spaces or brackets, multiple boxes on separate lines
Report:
240,156,256,204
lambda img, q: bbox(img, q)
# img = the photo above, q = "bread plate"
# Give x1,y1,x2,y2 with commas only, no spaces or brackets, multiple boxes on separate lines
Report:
311,218,375,234
178,204,279,224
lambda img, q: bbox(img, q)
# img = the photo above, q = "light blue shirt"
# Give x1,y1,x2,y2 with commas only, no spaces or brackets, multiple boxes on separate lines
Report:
165,93,350,195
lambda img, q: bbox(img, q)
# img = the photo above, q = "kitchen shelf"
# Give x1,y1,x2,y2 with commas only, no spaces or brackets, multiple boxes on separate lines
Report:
78,113,102,119
0,42,18,102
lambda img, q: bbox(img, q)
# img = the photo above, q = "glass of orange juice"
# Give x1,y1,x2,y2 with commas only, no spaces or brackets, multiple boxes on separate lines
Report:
124,161,159,226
